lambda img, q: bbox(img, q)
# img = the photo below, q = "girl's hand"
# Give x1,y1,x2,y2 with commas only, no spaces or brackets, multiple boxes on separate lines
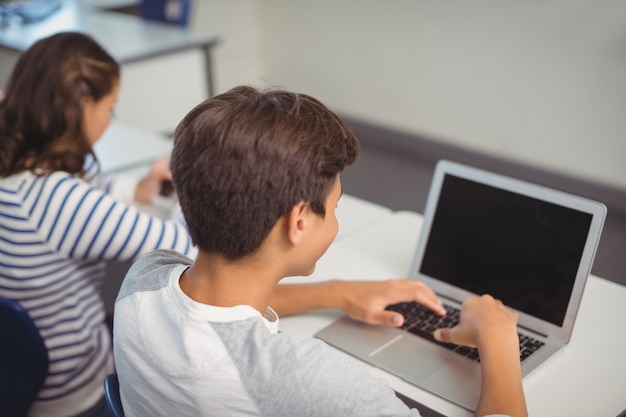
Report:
134,156,172,204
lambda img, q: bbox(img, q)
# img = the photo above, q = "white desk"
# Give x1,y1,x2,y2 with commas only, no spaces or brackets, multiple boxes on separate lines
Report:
281,211,626,417
335,194,392,241
94,120,173,175
0,0,219,133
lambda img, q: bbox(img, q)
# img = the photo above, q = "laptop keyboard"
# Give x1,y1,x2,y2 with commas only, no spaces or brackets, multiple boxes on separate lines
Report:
385,302,545,362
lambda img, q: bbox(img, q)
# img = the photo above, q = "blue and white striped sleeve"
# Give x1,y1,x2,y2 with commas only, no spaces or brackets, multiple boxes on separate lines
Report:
35,172,195,262
90,173,137,205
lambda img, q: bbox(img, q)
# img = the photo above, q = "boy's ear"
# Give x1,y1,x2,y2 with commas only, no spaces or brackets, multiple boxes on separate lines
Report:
286,201,309,245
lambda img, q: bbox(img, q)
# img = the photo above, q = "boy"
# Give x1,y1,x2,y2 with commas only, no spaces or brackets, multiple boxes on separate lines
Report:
113,86,527,416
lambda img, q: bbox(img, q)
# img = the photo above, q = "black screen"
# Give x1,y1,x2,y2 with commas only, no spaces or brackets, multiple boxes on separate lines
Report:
420,174,592,326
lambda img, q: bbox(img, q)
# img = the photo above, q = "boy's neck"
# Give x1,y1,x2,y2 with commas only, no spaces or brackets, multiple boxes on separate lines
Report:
179,251,281,315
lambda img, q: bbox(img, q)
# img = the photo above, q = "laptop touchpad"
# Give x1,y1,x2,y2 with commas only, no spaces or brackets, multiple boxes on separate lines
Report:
371,335,446,381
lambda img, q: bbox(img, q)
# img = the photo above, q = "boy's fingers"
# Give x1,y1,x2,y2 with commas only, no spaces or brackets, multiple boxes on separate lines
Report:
387,311,404,327
366,311,405,327
433,328,452,343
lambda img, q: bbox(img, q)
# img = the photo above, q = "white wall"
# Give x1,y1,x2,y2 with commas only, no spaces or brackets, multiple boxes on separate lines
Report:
5,1,619,190
189,0,264,94
193,0,626,192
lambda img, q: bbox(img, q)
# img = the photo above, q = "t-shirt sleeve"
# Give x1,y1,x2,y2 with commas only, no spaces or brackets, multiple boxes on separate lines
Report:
212,319,422,417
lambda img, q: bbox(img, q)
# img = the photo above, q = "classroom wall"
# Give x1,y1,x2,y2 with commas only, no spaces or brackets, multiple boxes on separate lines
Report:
191,0,626,193
190,0,263,95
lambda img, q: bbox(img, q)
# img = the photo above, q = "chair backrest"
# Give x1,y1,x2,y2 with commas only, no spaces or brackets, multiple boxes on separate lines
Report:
0,298,49,417
104,374,125,417
139,0,192,27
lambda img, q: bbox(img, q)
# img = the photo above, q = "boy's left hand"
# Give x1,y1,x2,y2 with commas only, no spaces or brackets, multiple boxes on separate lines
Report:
339,279,446,327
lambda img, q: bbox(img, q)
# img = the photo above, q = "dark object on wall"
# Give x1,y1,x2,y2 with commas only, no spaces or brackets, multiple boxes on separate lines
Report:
140,0,192,26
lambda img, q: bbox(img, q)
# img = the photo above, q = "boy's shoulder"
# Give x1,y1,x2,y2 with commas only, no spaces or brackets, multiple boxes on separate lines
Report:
210,318,416,416
132,249,192,272
117,249,191,302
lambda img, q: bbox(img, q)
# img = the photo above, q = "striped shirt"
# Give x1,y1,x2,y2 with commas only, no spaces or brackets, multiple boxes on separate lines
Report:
0,170,195,417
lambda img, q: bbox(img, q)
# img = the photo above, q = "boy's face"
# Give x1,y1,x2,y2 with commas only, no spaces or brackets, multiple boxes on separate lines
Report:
297,175,343,276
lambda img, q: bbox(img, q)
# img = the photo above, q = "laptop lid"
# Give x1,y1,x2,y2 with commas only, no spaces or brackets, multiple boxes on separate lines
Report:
409,159,607,343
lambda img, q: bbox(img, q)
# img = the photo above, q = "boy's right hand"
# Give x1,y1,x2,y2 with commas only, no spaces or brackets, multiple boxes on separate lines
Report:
435,296,528,416
433,294,519,350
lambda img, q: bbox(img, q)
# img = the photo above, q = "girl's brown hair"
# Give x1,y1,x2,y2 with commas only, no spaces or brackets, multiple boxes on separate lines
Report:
0,32,120,177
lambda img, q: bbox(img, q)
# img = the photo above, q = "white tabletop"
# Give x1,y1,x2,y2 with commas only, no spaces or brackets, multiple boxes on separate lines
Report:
280,210,626,417
93,120,172,174
335,194,392,241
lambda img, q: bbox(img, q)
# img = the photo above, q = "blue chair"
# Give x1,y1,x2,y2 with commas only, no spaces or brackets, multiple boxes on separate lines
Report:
139,0,192,27
0,298,49,417
104,374,125,417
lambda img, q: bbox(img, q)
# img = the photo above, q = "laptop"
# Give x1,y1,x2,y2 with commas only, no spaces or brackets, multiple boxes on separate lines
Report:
315,159,607,410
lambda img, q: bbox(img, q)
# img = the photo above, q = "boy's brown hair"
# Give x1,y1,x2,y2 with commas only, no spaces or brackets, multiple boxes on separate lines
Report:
171,86,360,260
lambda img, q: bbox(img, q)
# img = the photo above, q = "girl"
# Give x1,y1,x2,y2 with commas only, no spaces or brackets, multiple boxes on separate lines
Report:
0,32,193,417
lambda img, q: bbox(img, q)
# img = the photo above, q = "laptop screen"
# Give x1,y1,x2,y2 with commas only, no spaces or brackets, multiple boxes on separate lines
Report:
419,173,593,327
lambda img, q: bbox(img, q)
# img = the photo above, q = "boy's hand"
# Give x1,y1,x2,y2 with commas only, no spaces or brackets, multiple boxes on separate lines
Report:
433,294,518,349
340,279,446,327
434,295,528,417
